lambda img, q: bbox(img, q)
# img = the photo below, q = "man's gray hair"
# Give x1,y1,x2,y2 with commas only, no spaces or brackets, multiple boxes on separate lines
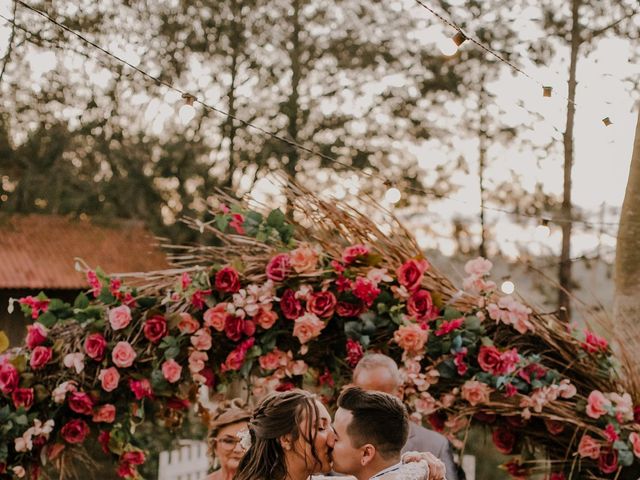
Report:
352,353,403,386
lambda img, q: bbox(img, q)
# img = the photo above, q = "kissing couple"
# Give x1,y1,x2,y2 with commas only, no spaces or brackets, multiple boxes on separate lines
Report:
233,387,446,480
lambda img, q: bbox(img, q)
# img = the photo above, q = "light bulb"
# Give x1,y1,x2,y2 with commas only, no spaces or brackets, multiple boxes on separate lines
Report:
501,281,515,294
385,187,402,204
534,224,551,241
179,104,196,125
437,37,458,56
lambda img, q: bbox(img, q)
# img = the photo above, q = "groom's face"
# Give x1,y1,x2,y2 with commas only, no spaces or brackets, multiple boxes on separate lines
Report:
331,407,365,475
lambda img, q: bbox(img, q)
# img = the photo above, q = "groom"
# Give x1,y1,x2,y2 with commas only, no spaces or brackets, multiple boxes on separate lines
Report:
331,387,445,480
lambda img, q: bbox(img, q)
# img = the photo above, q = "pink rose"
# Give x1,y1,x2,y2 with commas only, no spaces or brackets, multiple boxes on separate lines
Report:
98,367,120,392
578,433,600,460
108,305,132,330
434,318,464,336
188,351,208,373
254,308,278,330
342,244,369,264
26,323,48,350
162,359,183,383
461,380,492,406
464,257,493,276
396,259,429,292
393,323,429,354
293,313,325,344
215,266,241,293
406,289,438,322
177,313,200,334
11,387,34,410
111,341,137,368
68,391,94,415
203,305,228,331
143,315,168,344
629,432,640,458
93,404,116,423
586,390,611,419
307,291,337,318
280,289,303,320
259,349,287,371
582,330,608,354
129,378,153,400
191,328,212,351
30,346,53,370
290,244,319,273
84,333,107,361
61,419,90,444
0,362,19,394
266,253,291,282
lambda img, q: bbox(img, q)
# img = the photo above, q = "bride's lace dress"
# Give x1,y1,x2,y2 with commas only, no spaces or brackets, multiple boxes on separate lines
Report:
311,458,430,480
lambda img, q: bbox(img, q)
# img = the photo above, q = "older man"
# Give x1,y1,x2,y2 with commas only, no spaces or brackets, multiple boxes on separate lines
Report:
351,354,460,480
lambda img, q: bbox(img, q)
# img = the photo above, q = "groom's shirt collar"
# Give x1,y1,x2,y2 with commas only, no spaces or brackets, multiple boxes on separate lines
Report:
369,462,402,479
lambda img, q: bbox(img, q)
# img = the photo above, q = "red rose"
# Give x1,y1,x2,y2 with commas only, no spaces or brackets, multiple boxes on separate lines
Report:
117,462,136,478
266,253,291,282
397,259,429,292
26,323,48,350
478,346,501,374
428,411,446,432
598,447,618,474
336,301,363,318
221,338,254,372
406,289,437,322
544,419,565,435
473,411,497,424
352,277,380,307
492,426,516,454
98,430,111,454
518,363,547,384
30,346,53,370
0,362,19,394
12,387,34,410
61,419,90,444
129,379,153,400
280,289,303,320
346,338,364,368
121,451,146,466
143,315,168,344
307,291,337,318
275,381,295,392
634,406,640,423
224,315,244,341
504,415,526,428
342,244,369,264
68,391,94,415
84,333,107,361
215,266,241,293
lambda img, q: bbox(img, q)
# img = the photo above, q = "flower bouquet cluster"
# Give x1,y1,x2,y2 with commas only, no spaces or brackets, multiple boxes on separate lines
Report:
0,186,638,479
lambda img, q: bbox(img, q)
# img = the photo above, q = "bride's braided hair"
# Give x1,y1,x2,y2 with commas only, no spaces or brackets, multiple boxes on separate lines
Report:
234,389,323,480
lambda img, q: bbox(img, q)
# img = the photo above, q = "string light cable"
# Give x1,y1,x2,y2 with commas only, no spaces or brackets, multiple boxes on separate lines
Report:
0,1,631,232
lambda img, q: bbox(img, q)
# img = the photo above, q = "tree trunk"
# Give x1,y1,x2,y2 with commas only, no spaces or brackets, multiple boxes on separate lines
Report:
613,107,640,379
558,0,581,321
478,84,488,258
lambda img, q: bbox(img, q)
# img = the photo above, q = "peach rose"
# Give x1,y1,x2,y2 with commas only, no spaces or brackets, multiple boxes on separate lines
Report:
177,312,200,334
203,304,228,332
286,359,308,376
254,308,278,330
577,434,601,459
292,313,325,344
461,380,492,406
586,390,611,419
414,392,438,415
98,367,120,392
259,349,287,371
161,359,182,383
93,404,116,423
393,323,429,354
108,305,132,330
190,328,212,351
188,351,208,374
629,432,640,458
464,257,493,276
289,243,319,273
111,341,137,368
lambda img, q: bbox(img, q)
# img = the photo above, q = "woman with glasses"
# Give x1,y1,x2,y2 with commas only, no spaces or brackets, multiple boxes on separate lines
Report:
206,399,251,480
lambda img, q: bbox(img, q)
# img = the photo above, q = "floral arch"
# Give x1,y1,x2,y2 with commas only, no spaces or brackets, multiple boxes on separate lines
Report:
1,187,639,480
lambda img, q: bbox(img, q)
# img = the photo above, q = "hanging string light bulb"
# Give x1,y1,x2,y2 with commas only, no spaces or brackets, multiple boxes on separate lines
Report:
179,94,196,125
385,186,402,204
501,280,515,294
534,219,551,241
452,31,467,46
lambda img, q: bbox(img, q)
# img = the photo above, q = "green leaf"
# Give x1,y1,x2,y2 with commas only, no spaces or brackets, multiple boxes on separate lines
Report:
48,298,69,312
98,287,116,304
443,307,463,320
37,311,57,328
618,449,634,467
14,414,28,426
464,316,483,332
437,360,458,379
215,214,230,232
266,209,286,228
137,297,157,309
74,293,90,309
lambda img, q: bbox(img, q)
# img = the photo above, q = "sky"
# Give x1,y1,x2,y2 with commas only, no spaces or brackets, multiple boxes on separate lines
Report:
0,0,638,264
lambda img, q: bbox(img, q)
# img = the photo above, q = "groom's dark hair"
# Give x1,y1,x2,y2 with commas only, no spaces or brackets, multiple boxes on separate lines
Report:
337,386,409,459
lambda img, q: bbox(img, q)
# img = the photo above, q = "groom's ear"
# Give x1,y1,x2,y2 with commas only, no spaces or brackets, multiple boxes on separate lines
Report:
360,444,376,466
279,433,293,451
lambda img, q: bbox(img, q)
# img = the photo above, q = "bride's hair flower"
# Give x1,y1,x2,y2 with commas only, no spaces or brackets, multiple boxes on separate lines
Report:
237,427,252,450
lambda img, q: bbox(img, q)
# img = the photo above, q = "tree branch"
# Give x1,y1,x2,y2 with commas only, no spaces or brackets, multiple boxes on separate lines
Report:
0,1,18,85
584,8,638,43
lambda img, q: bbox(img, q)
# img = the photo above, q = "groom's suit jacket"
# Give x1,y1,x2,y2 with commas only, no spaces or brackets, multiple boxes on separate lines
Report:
402,423,459,480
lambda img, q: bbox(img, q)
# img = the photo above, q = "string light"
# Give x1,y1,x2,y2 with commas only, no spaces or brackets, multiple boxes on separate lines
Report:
534,219,551,241
452,31,467,46
501,280,515,294
179,94,196,125
437,36,458,56
385,187,402,204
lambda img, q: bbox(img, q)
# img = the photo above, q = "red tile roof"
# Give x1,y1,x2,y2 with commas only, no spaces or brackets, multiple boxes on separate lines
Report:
0,214,170,289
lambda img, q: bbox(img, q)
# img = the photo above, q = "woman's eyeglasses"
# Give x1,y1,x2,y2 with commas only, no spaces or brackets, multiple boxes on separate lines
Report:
215,435,244,450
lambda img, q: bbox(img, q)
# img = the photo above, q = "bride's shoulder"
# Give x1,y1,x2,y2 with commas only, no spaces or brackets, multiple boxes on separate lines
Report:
385,461,430,480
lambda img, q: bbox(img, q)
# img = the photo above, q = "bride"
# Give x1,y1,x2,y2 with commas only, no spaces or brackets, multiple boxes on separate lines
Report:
233,388,445,480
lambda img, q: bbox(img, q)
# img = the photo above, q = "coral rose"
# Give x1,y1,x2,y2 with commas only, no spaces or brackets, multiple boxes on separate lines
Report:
108,305,132,331
98,367,120,392
577,434,600,459
93,404,116,423
191,328,213,351
162,359,183,383
203,305,227,331
393,323,429,355
586,390,611,419
293,313,325,344
111,342,137,368
290,243,319,273
178,312,200,334
254,308,278,330
461,380,492,406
